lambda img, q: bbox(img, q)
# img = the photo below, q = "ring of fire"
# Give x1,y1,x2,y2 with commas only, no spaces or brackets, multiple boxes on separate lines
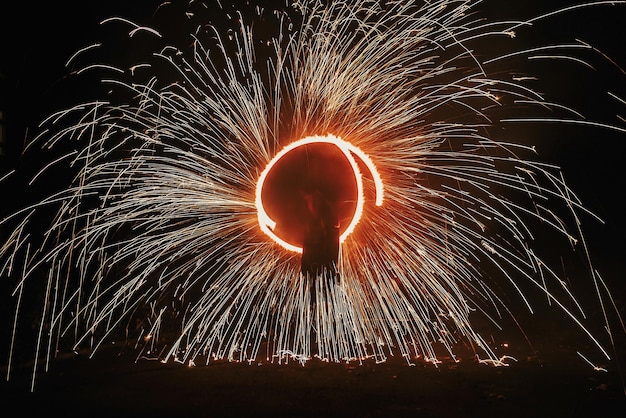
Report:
255,134,384,253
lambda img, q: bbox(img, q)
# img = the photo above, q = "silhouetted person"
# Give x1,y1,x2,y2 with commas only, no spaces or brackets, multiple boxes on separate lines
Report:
300,188,340,280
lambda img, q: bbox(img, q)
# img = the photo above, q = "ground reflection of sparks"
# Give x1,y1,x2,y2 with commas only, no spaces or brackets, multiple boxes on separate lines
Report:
0,1,624,390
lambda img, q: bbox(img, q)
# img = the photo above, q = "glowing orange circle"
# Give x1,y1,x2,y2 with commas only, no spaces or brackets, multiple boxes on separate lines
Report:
255,134,384,253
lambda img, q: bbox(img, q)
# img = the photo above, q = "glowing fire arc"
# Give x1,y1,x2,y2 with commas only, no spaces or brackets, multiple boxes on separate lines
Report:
255,134,384,253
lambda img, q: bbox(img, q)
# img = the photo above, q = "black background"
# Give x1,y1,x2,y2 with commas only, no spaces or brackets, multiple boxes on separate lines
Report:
1,0,625,251
1,1,625,416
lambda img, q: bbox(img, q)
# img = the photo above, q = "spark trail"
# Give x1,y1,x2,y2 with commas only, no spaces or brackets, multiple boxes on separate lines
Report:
1,0,624,388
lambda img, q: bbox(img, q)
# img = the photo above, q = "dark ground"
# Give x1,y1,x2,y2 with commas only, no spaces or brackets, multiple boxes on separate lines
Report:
1,341,625,417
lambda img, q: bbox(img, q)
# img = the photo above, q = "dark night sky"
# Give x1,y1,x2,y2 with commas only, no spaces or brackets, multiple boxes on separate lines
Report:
0,1,163,153
1,0,624,260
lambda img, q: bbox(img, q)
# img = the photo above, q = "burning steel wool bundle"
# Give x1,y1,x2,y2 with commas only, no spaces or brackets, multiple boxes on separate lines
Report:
1,0,625,389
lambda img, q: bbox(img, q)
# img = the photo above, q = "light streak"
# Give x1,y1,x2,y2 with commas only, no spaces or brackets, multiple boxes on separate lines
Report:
255,134,383,253
0,1,624,389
